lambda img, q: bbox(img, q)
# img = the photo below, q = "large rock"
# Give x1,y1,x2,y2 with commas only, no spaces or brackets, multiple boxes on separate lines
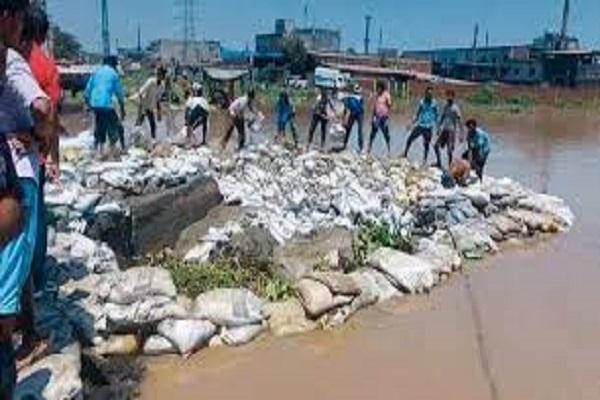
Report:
227,225,277,265
359,269,402,302
15,344,83,400
415,238,462,275
193,288,267,327
157,319,217,356
265,299,318,337
449,223,498,260
294,279,353,319
367,248,435,294
143,335,178,356
99,267,177,305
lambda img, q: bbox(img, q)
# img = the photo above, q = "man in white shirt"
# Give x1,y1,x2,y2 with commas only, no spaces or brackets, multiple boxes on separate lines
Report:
221,89,256,151
184,82,210,146
135,66,166,139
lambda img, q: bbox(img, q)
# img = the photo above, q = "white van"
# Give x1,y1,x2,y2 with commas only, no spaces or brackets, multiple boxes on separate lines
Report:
314,67,350,89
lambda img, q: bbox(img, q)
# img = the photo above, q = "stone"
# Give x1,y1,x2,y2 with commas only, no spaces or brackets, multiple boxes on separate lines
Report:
157,319,217,356
193,288,267,327
265,299,318,337
359,269,402,302
143,335,178,356
227,225,277,265
220,324,266,346
416,238,462,275
92,335,139,356
488,213,525,237
367,248,436,294
449,224,498,260
15,343,83,400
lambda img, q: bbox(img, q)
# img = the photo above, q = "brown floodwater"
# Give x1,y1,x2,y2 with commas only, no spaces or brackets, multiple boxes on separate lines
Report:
141,108,600,400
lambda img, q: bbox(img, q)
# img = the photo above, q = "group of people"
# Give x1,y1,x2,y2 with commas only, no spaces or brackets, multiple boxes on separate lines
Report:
0,1,62,397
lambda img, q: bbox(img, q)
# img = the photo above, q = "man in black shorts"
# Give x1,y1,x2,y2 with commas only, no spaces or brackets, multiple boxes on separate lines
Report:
185,83,209,145
434,89,463,168
404,86,439,165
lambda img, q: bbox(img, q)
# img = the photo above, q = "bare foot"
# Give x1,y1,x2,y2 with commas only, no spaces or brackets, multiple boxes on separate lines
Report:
16,336,52,371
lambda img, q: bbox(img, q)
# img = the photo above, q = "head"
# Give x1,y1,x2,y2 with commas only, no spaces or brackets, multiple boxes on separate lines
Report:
376,80,386,94
192,82,203,97
0,0,29,48
466,118,477,132
103,55,119,70
279,90,289,103
424,86,434,101
353,83,362,95
247,88,256,101
445,89,455,105
156,66,166,85
21,2,48,54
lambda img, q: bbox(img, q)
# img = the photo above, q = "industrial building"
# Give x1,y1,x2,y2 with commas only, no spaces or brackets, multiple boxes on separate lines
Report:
255,18,341,66
148,39,221,66
403,0,600,86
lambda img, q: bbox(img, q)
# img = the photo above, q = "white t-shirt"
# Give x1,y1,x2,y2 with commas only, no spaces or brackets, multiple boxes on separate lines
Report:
137,77,164,111
185,96,210,112
228,96,250,117
4,49,48,181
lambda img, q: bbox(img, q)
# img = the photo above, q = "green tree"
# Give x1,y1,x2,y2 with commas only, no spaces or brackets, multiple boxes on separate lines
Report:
52,26,82,60
281,36,314,75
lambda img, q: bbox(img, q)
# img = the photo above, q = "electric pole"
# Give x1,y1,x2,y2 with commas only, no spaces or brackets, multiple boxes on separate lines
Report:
364,15,372,55
101,0,111,57
176,0,198,65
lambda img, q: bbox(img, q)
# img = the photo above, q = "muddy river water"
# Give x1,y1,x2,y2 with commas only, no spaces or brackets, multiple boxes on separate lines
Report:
141,109,600,400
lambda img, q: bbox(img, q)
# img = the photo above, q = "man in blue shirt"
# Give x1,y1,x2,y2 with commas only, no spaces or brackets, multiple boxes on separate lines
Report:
340,84,364,152
404,86,439,165
85,56,126,155
275,90,297,147
463,118,491,182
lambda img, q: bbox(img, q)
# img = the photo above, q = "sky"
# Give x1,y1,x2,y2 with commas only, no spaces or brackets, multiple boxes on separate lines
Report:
47,0,600,53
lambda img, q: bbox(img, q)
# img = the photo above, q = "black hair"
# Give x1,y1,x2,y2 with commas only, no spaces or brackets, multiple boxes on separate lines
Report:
247,88,256,99
22,2,49,44
0,0,29,13
376,80,386,91
103,55,118,68
466,118,477,128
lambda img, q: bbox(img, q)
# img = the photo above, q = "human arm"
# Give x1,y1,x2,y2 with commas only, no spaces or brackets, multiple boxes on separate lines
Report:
114,75,126,120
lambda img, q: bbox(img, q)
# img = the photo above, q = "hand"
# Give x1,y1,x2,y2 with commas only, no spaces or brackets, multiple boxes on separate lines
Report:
46,161,60,183
120,109,126,121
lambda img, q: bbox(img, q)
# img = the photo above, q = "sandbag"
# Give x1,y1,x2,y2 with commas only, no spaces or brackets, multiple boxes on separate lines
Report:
295,279,353,319
367,247,435,293
143,335,178,356
193,289,266,327
104,296,187,332
101,267,177,305
157,319,216,356
220,324,266,346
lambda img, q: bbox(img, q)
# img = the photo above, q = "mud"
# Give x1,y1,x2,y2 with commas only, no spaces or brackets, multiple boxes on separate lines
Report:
140,109,600,400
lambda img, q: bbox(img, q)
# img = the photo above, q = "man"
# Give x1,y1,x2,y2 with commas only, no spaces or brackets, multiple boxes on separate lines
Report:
404,86,439,165
0,0,52,396
305,87,334,152
135,66,165,140
434,90,463,168
222,89,256,151
463,118,491,182
367,80,392,156
340,84,364,153
17,2,62,370
275,90,297,147
85,55,126,155
184,82,210,146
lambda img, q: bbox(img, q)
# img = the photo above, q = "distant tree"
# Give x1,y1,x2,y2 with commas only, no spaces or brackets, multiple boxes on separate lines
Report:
281,36,315,75
346,47,357,55
52,26,82,60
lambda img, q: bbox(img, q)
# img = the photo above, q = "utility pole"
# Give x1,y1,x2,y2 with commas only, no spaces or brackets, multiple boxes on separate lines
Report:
176,0,198,65
560,0,570,49
364,15,372,55
485,30,489,48
137,23,142,52
378,27,383,53
101,0,111,57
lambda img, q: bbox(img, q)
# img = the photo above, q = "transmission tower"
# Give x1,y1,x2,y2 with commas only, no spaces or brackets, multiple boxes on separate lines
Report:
175,0,199,64
101,0,111,56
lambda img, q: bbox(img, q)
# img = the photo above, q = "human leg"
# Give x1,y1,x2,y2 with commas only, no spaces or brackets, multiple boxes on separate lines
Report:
356,115,364,152
146,110,157,139
221,117,236,149
289,119,298,146
306,114,319,150
236,117,246,150
343,114,356,149
319,117,327,149
381,117,391,155
368,117,379,154
422,128,433,164
403,126,422,158
0,334,16,400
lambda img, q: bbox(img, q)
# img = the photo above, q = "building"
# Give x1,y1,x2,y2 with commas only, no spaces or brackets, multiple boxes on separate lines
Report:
403,35,600,86
255,19,341,66
149,39,221,66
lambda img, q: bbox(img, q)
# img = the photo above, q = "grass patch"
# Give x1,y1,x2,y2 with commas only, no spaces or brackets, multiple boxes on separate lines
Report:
352,220,416,268
148,251,293,302
465,84,536,114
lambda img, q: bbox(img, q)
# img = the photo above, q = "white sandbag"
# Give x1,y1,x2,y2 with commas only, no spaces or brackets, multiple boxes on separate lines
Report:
193,289,266,327
143,335,178,356
157,319,216,356
102,267,177,305
295,279,353,319
104,296,187,331
220,324,266,346
367,247,436,293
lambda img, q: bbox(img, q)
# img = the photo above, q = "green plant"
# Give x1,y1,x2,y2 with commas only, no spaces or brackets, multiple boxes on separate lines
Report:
352,220,416,268
148,251,293,302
